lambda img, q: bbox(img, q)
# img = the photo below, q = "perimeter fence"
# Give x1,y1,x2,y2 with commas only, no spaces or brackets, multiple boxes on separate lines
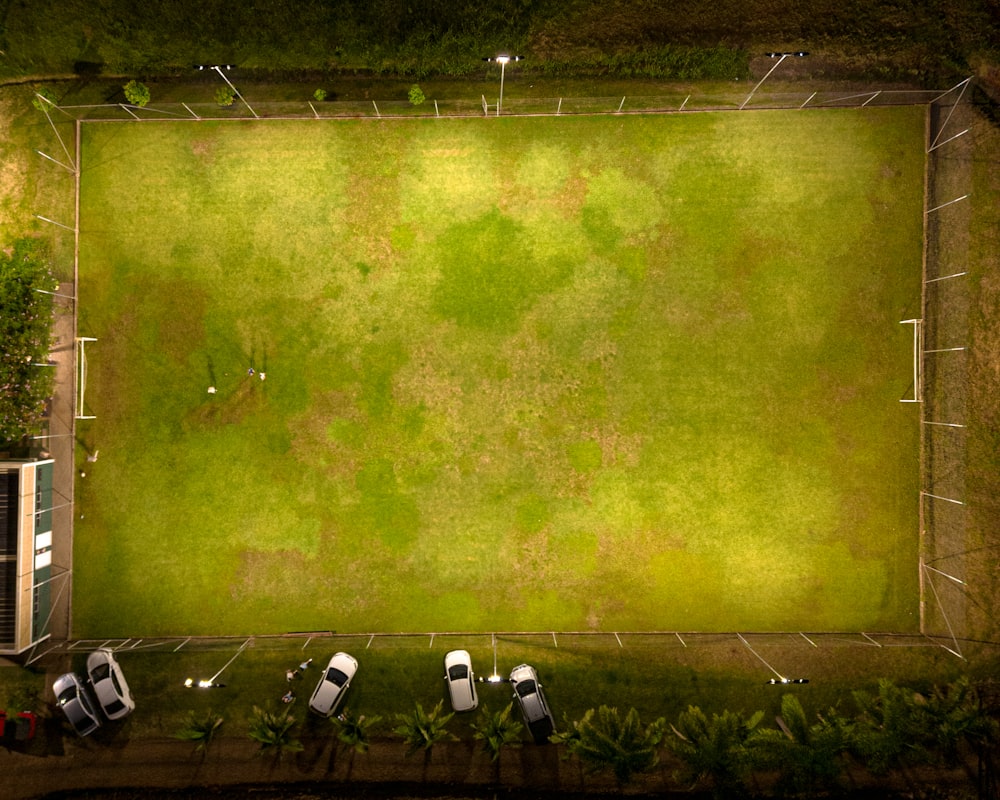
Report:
24,78,990,670
24,629,974,676
919,78,980,647
41,86,954,122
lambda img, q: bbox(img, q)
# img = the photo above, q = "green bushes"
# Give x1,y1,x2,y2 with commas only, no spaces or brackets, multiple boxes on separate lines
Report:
546,679,997,794
408,84,426,105
0,239,57,445
123,79,150,107
0,0,995,82
535,46,750,81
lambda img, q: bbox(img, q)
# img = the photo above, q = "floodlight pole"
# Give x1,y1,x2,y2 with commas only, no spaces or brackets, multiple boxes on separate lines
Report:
737,633,809,684
498,57,507,116
34,214,74,232
740,51,808,110
197,65,259,119
214,66,258,118
34,287,76,301
485,55,523,116
184,637,252,688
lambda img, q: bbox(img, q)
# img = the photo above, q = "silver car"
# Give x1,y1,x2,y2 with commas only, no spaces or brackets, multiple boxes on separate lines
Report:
510,663,554,743
87,648,135,720
444,649,478,712
308,652,358,717
53,673,101,737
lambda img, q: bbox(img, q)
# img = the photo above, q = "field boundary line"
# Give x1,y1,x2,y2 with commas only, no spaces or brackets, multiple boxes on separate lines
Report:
918,104,930,632
48,87,968,656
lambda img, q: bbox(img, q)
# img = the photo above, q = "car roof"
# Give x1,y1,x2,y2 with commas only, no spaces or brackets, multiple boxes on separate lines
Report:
53,674,100,734
310,653,357,715
445,652,477,711
87,649,134,717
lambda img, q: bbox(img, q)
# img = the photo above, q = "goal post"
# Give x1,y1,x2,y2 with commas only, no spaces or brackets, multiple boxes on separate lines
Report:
76,337,97,419
900,319,922,403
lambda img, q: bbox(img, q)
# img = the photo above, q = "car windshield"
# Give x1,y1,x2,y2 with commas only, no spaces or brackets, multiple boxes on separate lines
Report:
91,663,110,681
105,699,125,715
448,664,469,680
326,668,348,686
57,686,77,705
515,679,537,698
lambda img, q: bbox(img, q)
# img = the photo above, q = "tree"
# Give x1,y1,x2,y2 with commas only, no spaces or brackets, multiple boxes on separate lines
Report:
215,86,236,107
848,678,931,774
123,80,150,107
561,705,665,786
248,705,303,759
917,676,999,764
393,700,456,757
0,239,57,444
747,694,847,797
471,703,523,777
408,84,426,106
173,710,224,754
668,705,764,798
332,708,381,753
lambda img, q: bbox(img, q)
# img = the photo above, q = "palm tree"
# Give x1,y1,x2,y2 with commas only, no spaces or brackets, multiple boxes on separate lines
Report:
918,677,999,764
248,705,304,760
333,708,382,754
472,703,523,783
747,694,847,796
393,700,456,758
848,678,930,774
332,708,382,779
562,705,666,786
173,710,224,755
668,705,764,798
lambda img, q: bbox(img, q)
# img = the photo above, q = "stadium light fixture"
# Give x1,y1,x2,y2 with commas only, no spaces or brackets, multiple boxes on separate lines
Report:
182,638,251,687
738,633,810,684
184,678,222,688
739,51,809,110
194,64,259,119
484,55,524,116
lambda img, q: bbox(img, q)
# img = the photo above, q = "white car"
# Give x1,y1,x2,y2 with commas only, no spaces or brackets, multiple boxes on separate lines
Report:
308,652,358,717
444,649,478,712
510,663,555,744
53,673,101,736
86,648,135,720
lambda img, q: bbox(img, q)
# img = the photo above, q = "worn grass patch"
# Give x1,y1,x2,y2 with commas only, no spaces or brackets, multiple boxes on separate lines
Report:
75,109,923,637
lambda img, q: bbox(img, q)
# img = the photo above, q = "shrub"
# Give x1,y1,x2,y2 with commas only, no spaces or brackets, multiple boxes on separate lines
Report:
313,88,328,102
215,86,236,107
408,84,426,106
123,80,151,107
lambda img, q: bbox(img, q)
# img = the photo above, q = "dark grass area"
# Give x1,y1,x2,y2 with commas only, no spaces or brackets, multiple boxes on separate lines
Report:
1,0,997,81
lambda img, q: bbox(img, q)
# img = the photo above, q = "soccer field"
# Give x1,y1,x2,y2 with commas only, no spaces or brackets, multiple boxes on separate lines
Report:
74,108,925,637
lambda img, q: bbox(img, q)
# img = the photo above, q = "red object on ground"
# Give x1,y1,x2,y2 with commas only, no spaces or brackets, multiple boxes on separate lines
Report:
0,710,37,742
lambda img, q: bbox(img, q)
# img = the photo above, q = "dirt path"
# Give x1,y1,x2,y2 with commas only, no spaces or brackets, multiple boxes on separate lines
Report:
3,735,618,799
3,731,983,800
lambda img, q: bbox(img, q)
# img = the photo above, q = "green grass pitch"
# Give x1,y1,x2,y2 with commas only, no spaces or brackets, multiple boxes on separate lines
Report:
74,108,925,636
